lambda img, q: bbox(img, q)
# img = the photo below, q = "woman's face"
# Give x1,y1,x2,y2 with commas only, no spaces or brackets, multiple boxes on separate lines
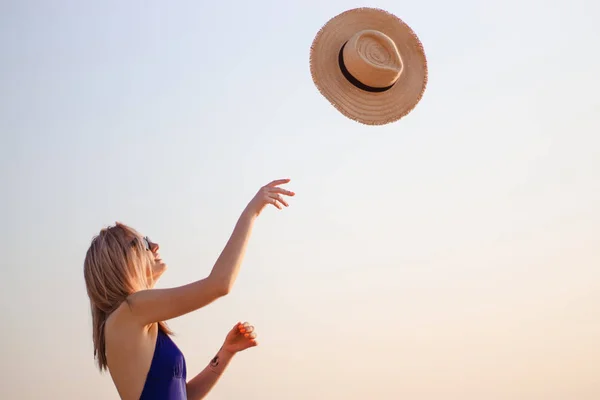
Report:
141,236,167,286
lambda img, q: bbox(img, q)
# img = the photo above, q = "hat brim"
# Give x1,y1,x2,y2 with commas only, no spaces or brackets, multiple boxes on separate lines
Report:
310,8,428,126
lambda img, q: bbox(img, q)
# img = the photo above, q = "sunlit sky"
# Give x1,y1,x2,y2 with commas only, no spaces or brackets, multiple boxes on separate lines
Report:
1,0,599,399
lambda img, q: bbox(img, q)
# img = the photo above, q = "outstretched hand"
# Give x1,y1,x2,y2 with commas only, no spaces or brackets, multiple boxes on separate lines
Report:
222,322,258,354
246,179,295,216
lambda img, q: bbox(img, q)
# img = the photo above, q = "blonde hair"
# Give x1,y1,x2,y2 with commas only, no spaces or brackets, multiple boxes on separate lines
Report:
83,222,172,371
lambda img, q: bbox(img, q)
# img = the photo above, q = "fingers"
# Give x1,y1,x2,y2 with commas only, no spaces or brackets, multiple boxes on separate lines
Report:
267,178,291,187
269,187,295,197
266,197,283,210
239,323,254,334
265,186,294,209
253,179,295,213
238,321,258,340
269,193,289,208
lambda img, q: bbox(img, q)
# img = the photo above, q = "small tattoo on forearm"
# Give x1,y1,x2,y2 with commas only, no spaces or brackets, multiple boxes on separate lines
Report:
210,355,219,368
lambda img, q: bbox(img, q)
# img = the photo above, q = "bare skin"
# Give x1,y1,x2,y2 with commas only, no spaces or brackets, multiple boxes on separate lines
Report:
186,321,259,399
103,179,294,400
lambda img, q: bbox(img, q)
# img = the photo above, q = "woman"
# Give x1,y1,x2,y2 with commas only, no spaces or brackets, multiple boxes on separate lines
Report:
83,179,295,399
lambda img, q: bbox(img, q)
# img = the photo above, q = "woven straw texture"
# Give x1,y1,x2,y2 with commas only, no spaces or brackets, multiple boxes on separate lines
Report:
310,8,428,126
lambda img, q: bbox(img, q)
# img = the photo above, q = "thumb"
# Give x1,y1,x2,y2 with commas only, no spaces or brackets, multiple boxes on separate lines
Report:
226,322,242,337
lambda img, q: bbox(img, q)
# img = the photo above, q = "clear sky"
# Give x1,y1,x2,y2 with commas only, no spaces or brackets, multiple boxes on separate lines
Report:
1,0,599,399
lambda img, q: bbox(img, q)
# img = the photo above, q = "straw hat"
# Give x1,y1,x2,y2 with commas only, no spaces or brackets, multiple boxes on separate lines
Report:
310,8,428,125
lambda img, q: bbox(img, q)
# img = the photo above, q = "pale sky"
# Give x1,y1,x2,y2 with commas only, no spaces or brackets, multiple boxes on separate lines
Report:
1,0,599,399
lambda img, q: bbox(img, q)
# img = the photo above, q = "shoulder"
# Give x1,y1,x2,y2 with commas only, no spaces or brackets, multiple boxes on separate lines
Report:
105,300,157,362
105,299,152,340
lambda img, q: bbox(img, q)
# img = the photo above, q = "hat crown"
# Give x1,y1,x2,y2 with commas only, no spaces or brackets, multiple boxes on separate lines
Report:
342,30,403,89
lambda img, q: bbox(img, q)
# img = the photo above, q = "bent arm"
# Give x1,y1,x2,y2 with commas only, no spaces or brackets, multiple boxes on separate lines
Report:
127,208,258,325
186,348,235,400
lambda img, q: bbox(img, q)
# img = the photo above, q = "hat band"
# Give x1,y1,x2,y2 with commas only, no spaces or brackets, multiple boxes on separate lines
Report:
338,42,395,93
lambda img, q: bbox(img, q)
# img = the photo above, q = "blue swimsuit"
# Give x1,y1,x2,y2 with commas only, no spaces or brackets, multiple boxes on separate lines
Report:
139,328,187,399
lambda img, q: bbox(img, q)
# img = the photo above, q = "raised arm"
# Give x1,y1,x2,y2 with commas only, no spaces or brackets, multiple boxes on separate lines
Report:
126,179,294,326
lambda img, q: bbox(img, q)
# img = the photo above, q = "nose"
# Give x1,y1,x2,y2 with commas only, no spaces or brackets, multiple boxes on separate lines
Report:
150,241,160,252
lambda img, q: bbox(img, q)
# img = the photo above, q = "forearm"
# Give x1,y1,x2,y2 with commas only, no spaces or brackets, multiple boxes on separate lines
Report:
186,348,235,400
209,207,257,293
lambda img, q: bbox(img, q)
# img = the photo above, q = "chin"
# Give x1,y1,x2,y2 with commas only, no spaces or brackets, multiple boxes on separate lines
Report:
153,264,167,279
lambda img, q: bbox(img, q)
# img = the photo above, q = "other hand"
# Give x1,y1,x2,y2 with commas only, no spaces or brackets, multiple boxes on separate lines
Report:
222,321,258,354
246,179,295,216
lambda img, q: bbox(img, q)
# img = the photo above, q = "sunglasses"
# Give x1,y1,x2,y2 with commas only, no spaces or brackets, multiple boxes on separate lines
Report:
132,236,152,251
